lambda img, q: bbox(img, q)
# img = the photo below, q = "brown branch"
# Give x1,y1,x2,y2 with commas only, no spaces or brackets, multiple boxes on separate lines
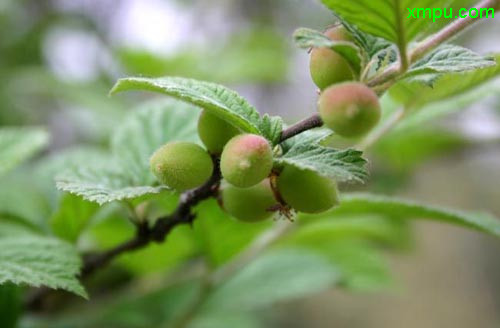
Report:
25,157,222,311
410,0,498,62
279,114,323,142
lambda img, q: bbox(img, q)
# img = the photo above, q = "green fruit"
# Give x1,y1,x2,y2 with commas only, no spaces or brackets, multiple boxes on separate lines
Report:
222,179,277,222
277,166,339,214
220,134,273,188
150,141,213,192
318,82,381,138
198,110,240,154
309,26,355,90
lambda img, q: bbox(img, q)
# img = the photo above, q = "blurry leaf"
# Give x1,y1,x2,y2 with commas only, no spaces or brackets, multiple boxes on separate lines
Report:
0,219,41,237
0,169,51,230
0,283,21,328
193,200,270,267
280,216,407,290
203,248,338,310
27,280,201,328
110,77,262,135
402,45,496,82
288,215,409,247
303,240,392,291
90,209,198,275
111,99,200,186
56,161,164,205
374,128,467,170
0,234,86,297
34,147,110,209
336,193,500,237
0,127,49,177
277,131,368,184
117,27,288,84
293,27,362,73
191,312,261,328
50,193,100,243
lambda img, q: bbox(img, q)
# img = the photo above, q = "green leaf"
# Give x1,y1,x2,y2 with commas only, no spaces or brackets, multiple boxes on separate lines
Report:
402,45,496,81
321,0,462,44
391,53,500,108
390,54,500,130
50,193,100,243
55,100,205,204
110,77,262,135
258,114,283,146
203,248,338,310
341,19,394,59
111,99,200,186
0,127,49,177
0,234,86,297
56,161,164,205
335,193,500,237
293,27,362,73
276,130,368,184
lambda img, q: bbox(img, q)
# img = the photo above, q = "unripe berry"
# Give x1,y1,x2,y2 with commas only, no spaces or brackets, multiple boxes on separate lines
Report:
309,26,355,90
198,110,240,154
150,142,213,192
318,82,381,138
277,166,339,214
221,179,277,222
220,134,273,188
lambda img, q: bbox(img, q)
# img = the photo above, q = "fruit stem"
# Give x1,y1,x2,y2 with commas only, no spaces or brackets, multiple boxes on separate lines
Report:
357,106,406,151
279,114,323,143
409,0,498,62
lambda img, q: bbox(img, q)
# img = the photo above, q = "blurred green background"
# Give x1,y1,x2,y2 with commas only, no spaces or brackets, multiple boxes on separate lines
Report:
1,0,500,327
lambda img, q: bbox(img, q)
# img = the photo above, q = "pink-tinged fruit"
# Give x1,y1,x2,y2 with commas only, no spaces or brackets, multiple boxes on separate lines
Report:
309,26,355,90
220,134,273,188
318,82,381,138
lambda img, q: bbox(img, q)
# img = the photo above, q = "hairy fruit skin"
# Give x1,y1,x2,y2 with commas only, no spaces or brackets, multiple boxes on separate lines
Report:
150,142,213,192
318,82,381,138
198,110,240,154
220,134,273,188
277,166,339,214
221,179,277,222
309,26,355,90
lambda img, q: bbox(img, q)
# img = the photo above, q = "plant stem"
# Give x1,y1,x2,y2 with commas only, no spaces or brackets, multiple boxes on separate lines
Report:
410,0,498,62
279,114,323,142
357,107,406,151
211,220,293,284
394,0,409,71
170,267,213,328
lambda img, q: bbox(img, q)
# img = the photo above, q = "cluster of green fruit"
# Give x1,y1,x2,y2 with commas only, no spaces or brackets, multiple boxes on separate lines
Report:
311,25,381,138
149,25,382,223
150,110,338,222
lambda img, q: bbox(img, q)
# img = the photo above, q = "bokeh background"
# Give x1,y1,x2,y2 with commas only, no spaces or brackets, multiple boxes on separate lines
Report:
1,0,500,327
